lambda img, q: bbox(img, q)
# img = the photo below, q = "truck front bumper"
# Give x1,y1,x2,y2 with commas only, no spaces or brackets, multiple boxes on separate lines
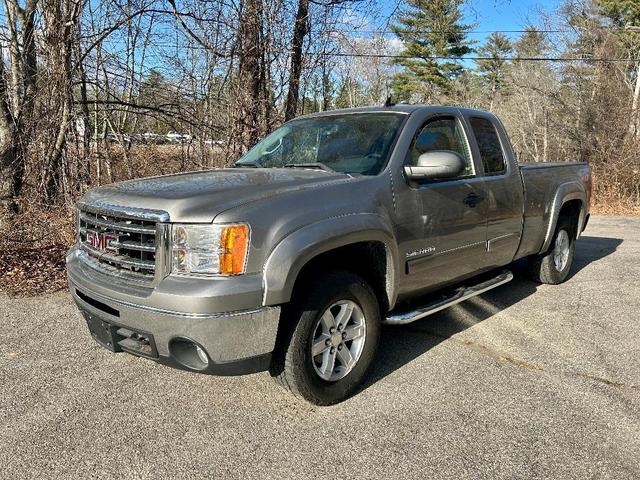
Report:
67,247,281,376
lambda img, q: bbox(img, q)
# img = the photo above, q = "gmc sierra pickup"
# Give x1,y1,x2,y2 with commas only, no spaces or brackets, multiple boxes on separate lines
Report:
67,105,591,405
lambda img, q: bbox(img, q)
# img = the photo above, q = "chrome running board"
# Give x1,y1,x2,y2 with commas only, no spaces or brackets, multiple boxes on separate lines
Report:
384,270,514,325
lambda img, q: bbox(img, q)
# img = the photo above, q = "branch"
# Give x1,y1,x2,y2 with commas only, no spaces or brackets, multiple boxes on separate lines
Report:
73,99,202,129
165,0,224,55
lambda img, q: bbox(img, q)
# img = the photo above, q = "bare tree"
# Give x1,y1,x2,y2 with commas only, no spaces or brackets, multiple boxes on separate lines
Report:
284,0,309,120
0,0,38,212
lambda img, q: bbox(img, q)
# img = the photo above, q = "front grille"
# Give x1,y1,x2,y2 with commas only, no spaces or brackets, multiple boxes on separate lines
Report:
78,208,159,279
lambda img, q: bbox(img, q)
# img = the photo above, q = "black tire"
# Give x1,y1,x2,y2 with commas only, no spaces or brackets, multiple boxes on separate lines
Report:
528,215,577,284
270,271,381,405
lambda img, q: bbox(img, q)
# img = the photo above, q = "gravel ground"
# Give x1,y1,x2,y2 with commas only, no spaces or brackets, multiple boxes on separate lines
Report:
1,216,639,479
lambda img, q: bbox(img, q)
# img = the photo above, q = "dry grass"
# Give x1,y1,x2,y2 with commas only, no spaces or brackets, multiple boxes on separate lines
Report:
88,143,228,182
591,203,640,216
591,197,640,216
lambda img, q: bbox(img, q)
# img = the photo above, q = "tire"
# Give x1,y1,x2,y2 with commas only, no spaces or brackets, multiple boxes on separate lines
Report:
528,215,577,284
270,271,381,405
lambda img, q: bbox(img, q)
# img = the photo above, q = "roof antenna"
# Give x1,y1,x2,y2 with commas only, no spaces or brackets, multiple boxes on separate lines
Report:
384,96,396,107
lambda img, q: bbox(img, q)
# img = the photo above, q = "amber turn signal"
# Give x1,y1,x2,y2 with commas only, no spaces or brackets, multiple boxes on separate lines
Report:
219,225,249,275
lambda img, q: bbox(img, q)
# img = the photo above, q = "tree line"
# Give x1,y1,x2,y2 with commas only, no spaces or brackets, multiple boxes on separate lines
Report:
0,0,639,215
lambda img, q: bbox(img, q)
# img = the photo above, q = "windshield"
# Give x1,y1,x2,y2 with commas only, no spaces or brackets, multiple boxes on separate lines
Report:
235,112,406,175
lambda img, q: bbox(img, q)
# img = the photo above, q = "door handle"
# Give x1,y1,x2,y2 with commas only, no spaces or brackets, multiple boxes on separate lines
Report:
463,192,484,207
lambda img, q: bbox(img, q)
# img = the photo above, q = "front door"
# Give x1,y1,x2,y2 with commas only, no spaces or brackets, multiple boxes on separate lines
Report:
398,114,488,295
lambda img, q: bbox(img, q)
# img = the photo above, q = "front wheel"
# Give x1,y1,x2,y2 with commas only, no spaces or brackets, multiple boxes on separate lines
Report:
528,215,576,284
270,271,381,405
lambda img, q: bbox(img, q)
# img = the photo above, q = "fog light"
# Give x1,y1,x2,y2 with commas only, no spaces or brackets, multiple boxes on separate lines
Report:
169,338,210,371
195,345,209,365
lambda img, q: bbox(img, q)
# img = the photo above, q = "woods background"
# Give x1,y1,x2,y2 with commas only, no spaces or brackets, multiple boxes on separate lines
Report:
0,0,639,294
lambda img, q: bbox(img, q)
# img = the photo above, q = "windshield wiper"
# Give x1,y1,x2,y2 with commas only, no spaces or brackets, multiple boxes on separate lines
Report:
235,160,262,168
283,162,335,173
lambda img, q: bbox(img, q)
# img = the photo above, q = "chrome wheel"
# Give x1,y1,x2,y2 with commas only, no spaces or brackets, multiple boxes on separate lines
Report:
311,300,366,382
553,229,570,271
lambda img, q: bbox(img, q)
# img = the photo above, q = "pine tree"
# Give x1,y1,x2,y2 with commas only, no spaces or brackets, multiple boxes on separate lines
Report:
138,70,174,134
514,27,548,58
474,32,513,109
391,0,473,102
598,0,640,43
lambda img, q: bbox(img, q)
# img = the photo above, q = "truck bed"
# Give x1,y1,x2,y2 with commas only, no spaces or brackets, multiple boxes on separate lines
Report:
516,161,590,259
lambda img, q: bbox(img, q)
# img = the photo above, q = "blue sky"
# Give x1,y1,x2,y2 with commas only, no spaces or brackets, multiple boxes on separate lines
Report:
378,0,561,44
464,0,558,38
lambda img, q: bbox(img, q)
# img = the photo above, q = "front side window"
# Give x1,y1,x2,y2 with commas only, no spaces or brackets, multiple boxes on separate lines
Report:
409,117,474,177
235,113,406,175
470,117,506,175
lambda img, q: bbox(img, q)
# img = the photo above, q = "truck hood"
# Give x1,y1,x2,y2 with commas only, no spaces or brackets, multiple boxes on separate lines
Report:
80,168,349,222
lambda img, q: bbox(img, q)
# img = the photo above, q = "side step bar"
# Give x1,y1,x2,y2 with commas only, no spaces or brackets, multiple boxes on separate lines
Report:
384,270,514,325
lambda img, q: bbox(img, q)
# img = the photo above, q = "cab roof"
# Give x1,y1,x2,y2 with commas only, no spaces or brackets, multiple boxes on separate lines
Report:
297,104,494,120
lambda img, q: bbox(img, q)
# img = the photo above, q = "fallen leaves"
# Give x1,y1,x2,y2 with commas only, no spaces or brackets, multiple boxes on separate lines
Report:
0,244,69,297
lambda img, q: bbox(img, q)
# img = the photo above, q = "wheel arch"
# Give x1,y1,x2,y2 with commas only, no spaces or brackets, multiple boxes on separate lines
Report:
262,213,399,312
541,182,588,253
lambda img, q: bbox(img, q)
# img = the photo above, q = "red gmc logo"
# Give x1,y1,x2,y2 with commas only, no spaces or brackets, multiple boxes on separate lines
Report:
85,230,118,253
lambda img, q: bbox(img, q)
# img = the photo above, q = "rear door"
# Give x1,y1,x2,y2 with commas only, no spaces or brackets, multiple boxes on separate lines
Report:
397,112,489,293
463,113,524,268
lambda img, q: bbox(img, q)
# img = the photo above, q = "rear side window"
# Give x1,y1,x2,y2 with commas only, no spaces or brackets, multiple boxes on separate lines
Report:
470,117,506,175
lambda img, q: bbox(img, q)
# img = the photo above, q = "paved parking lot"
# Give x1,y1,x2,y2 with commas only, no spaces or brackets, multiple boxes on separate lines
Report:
1,216,639,479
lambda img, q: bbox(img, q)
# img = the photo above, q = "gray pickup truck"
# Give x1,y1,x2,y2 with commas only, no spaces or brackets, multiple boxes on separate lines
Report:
67,105,591,404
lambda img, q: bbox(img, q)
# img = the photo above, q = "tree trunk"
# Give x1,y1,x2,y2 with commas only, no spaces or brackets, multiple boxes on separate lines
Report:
542,107,548,162
322,63,331,111
0,0,38,212
230,0,264,155
77,60,91,188
284,0,309,121
630,62,640,137
42,0,84,206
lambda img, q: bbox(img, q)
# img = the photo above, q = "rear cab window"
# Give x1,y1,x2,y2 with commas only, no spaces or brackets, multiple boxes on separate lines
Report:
469,117,506,176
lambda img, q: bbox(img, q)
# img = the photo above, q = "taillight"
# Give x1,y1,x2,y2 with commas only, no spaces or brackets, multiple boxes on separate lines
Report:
580,170,592,207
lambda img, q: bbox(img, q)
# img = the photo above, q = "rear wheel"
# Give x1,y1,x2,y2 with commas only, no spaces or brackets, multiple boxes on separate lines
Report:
528,215,576,284
270,271,381,405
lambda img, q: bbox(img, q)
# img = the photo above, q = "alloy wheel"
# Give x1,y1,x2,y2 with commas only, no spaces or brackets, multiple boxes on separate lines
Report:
311,300,367,382
553,229,571,271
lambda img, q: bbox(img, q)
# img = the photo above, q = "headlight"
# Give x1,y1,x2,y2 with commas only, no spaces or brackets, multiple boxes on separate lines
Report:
171,224,249,275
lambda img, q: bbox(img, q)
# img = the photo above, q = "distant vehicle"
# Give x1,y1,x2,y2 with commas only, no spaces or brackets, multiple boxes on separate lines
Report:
104,133,131,145
68,105,591,405
166,132,193,143
141,132,166,145
204,139,225,146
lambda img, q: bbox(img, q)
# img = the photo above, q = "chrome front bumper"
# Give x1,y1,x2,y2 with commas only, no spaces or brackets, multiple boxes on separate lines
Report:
67,246,281,375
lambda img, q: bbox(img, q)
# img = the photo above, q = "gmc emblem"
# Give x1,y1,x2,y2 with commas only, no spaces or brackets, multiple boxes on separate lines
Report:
85,230,118,253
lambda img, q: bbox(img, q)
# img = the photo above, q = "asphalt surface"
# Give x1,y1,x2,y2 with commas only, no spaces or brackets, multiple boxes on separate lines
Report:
1,216,639,479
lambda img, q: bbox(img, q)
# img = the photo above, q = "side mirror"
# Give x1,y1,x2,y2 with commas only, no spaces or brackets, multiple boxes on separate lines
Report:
404,151,465,181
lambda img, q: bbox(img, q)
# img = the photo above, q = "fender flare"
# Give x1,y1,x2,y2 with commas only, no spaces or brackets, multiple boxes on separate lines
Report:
541,181,587,253
261,213,399,309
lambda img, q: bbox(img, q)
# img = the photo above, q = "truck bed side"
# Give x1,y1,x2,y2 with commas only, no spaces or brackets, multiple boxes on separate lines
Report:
515,162,591,260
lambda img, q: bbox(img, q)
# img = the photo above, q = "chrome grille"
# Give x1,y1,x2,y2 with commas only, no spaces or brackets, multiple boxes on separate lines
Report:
78,207,159,279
